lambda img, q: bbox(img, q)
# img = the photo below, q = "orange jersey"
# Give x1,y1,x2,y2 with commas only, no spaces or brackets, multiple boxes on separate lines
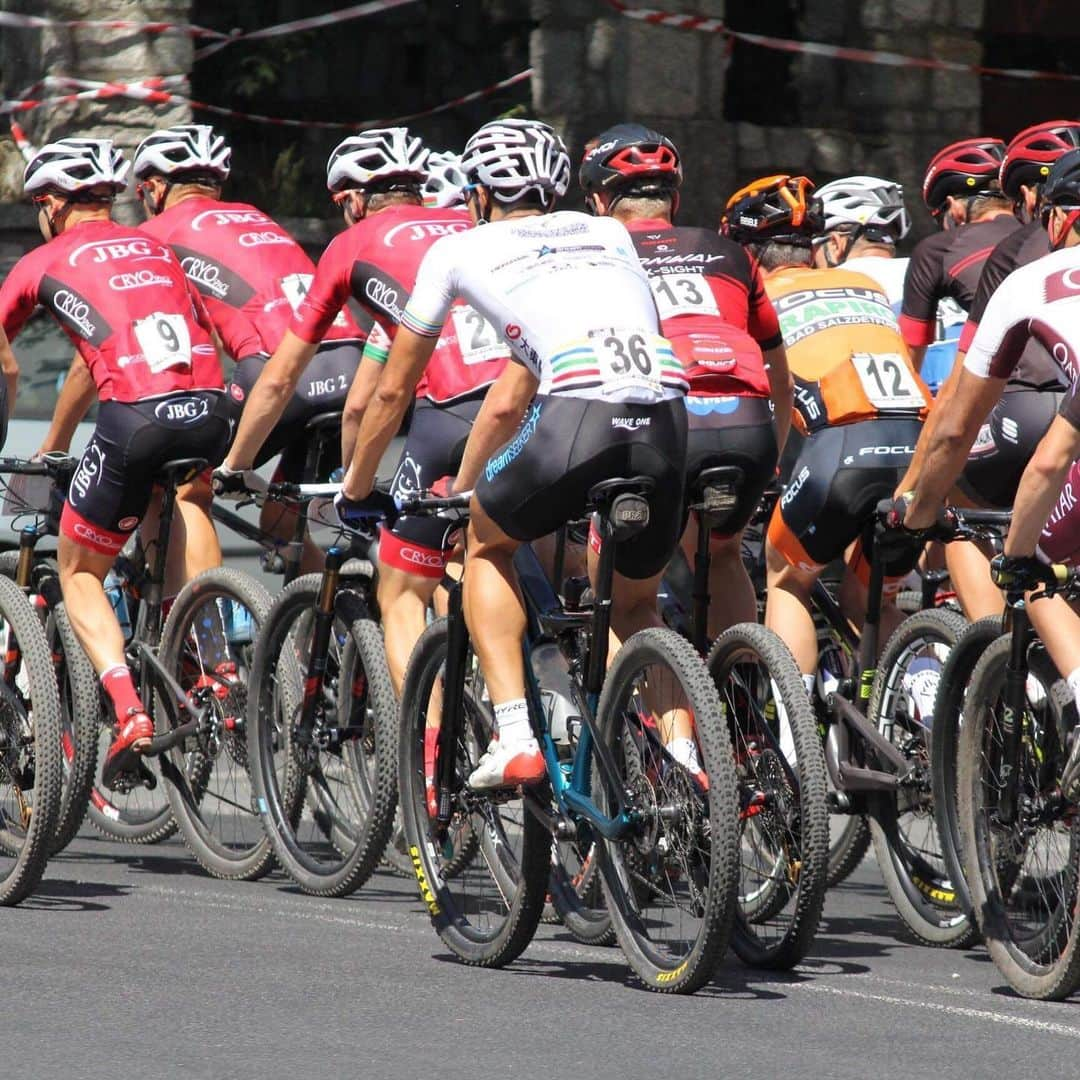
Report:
765,266,930,435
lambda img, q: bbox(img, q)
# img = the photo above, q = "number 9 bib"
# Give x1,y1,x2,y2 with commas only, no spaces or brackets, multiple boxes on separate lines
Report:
133,312,193,374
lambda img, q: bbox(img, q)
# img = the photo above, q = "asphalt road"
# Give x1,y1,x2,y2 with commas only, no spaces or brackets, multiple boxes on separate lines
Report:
7,836,1080,1080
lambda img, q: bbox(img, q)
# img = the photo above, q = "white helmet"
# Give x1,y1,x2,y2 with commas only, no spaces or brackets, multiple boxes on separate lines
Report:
462,119,571,205
815,175,911,241
23,138,129,197
423,151,468,208
326,127,429,193
132,124,231,181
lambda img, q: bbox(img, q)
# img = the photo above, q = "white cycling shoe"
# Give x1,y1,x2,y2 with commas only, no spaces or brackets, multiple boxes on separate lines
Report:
467,738,546,790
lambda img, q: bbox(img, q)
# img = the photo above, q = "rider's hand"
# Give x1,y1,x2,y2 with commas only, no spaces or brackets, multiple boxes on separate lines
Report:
989,553,1066,591
333,489,397,531
211,463,264,500
429,475,453,499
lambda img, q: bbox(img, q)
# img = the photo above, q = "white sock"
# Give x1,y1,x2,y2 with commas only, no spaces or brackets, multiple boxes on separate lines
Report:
494,699,531,744
666,736,701,774
1067,667,1080,717
802,673,816,698
772,678,798,765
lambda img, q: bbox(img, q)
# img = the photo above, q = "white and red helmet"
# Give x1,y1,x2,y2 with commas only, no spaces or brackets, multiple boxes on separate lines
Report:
23,138,129,197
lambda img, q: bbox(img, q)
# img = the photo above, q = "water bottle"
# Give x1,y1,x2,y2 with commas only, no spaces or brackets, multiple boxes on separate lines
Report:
530,641,580,745
104,568,132,642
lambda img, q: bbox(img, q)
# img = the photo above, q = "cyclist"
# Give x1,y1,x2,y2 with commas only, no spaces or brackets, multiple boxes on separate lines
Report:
217,127,509,694
0,139,231,788
341,118,691,789
899,149,1080,570
901,138,1014,389
722,174,930,691
907,122,1080,619
579,123,792,635
131,124,368,573
812,175,911,308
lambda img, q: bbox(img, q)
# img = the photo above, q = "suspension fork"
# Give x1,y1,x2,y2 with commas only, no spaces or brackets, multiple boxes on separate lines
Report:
436,581,469,828
298,547,343,732
996,602,1032,827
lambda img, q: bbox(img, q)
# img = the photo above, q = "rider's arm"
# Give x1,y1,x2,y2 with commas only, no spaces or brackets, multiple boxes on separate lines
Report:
224,330,318,470
1004,413,1080,557
0,325,18,416
763,343,792,454
39,353,95,453
897,347,966,494
908,344,928,373
340,324,392,463
343,326,437,500
454,361,540,494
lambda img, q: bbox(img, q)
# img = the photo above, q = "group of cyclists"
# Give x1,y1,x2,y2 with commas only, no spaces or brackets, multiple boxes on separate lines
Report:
3,105,1080,995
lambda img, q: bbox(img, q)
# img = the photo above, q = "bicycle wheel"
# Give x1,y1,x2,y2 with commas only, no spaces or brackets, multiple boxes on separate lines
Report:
157,566,273,880
398,617,549,967
547,837,615,946
708,623,829,970
930,615,1003,923
867,608,975,946
958,635,1080,999
0,575,62,904
248,574,397,896
46,603,101,854
595,627,740,993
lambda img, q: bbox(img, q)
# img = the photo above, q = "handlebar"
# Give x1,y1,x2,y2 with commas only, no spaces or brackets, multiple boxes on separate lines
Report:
395,490,472,515
0,452,77,479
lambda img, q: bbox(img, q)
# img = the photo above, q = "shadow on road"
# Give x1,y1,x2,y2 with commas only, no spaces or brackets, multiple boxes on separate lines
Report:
18,876,131,912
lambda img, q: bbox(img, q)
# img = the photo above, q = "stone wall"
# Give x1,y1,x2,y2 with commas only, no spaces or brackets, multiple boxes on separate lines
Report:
531,0,989,239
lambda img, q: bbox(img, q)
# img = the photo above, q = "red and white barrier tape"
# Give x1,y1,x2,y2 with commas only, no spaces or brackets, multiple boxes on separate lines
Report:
605,0,1080,83
0,0,419,59
2,69,533,132
9,121,35,162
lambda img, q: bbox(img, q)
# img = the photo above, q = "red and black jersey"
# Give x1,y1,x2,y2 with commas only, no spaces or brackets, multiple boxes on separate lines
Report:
957,221,1064,390
140,196,366,361
292,204,508,404
900,215,1020,348
0,218,222,402
626,218,781,397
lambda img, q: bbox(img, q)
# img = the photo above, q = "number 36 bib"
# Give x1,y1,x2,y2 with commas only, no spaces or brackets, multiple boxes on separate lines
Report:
546,329,687,402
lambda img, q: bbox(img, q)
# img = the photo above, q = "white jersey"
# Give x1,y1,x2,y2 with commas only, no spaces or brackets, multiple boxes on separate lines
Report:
400,210,687,402
844,255,908,310
964,245,1080,383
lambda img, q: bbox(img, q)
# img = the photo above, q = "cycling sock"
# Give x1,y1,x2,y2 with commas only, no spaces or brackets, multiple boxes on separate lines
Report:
1068,667,1080,717
771,678,798,764
666,736,702,775
493,699,531,743
802,673,815,698
101,664,144,721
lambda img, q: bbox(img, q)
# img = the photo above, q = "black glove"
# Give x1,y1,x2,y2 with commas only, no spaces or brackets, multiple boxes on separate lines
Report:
333,488,398,532
989,553,1067,592
211,464,258,500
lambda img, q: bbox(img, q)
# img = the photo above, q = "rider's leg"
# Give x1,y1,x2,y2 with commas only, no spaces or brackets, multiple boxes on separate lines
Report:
945,539,1003,621
764,540,821,676
377,563,440,695
258,498,324,575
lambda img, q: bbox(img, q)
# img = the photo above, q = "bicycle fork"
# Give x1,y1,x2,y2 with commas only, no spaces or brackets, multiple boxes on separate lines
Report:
995,603,1033,827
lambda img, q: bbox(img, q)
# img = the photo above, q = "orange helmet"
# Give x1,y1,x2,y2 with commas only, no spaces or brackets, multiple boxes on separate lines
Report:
721,174,823,246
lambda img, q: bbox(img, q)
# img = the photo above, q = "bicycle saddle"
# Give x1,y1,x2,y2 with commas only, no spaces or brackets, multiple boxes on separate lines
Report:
155,458,209,488
304,411,342,435
586,475,655,508
587,476,655,543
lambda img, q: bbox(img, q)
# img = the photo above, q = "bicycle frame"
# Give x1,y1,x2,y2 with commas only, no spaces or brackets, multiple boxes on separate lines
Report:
995,598,1034,827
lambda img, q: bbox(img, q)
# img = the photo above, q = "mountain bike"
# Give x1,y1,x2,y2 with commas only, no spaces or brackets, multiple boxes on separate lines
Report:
399,479,740,993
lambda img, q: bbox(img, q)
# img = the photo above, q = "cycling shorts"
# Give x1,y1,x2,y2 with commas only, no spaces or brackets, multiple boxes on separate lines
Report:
228,340,361,481
768,417,924,572
684,395,777,538
958,389,1064,509
475,394,688,580
379,396,483,579
62,390,231,556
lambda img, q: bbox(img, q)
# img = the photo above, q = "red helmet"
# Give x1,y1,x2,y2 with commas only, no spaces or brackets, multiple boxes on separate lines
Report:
922,138,1005,216
1000,120,1080,200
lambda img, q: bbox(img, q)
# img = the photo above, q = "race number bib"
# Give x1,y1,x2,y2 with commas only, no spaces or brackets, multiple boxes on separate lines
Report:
449,306,504,365
851,352,926,411
133,313,192,374
649,273,720,320
590,328,664,397
281,273,347,328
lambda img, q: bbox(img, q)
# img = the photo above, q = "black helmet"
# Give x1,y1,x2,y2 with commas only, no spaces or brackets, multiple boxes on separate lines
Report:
579,123,682,198
1041,147,1080,207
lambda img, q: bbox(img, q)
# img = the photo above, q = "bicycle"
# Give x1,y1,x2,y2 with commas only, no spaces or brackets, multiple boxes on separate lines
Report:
0,453,101,855
956,560,1080,999
399,478,740,993
245,477,396,897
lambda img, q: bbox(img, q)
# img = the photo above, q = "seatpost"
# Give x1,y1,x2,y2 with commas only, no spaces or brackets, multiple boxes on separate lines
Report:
143,482,180,643
586,516,616,698
996,599,1032,826
691,516,711,656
